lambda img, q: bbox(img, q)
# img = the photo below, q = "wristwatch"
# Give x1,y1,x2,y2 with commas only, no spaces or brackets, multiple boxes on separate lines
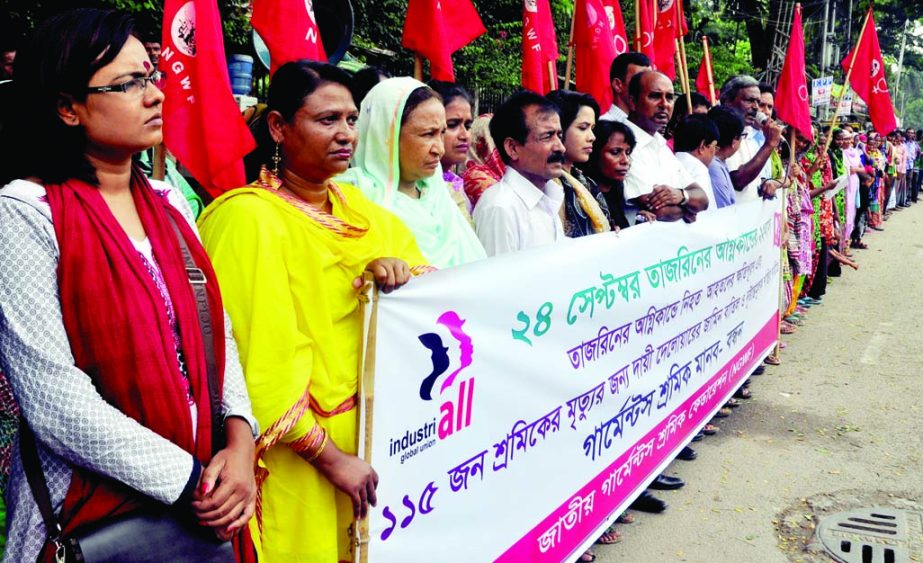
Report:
678,188,689,207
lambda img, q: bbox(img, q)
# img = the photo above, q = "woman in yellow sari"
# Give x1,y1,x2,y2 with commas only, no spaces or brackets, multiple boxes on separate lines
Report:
198,61,430,562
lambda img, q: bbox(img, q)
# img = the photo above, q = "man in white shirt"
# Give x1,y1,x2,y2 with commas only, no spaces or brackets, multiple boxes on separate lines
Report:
474,91,567,256
673,113,719,210
622,70,709,222
599,52,651,123
719,75,783,202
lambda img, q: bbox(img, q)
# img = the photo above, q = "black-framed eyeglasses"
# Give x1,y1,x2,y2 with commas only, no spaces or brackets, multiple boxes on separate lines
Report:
735,132,748,140
86,71,163,95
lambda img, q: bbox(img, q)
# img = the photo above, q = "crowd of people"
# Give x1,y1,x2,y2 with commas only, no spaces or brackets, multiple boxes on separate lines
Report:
0,8,917,563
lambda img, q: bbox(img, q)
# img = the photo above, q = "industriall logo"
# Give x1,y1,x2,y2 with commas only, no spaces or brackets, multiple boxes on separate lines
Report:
388,311,476,465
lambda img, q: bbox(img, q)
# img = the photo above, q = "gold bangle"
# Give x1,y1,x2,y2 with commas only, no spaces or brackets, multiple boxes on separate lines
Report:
304,432,329,464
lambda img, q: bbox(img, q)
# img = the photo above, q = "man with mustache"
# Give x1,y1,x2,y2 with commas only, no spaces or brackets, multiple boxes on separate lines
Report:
473,91,567,256
622,70,709,223
719,75,784,203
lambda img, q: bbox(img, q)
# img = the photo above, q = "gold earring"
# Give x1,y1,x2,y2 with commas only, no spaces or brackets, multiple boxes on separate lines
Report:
272,142,281,176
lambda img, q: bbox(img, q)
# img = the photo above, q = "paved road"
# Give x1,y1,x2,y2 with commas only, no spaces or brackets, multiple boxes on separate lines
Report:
595,204,923,563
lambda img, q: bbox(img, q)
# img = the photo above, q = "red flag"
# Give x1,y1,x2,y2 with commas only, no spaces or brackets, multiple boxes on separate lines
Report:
775,4,813,141
841,8,896,134
695,37,716,104
575,0,617,109
601,0,631,56
252,0,327,76
652,0,688,79
402,0,486,82
522,0,559,94
161,0,255,196
635,0,656,61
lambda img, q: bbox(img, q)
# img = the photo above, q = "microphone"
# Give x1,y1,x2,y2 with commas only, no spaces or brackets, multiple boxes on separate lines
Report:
754,111,769,126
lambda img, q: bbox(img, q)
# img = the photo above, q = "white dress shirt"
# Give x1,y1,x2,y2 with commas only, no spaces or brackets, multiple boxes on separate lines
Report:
623,119,694,200
599,103,629,123
724,125,772,203
473,167,565,256
675,152,715,210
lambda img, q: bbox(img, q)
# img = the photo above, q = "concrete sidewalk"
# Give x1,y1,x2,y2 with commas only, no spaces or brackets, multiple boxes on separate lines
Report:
594,204,923,563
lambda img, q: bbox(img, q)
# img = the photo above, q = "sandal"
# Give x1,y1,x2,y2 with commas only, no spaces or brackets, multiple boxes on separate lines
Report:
703,423,720,435
713,407,733,418
734,387,752,399
781,322,797,335
764,354,782,365
616,512,635,524
595,527,622,545
725,398,741,408
579,549,597,562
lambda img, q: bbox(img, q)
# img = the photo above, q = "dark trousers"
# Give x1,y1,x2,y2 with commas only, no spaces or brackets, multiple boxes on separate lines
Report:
808,241,828,298
851,184,870,243
911,169,921,202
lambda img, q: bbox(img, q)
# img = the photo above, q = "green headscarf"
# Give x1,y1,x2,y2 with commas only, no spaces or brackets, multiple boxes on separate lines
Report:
336,77,486,269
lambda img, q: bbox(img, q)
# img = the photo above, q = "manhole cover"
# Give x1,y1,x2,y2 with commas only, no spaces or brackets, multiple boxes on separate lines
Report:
816,508,923,563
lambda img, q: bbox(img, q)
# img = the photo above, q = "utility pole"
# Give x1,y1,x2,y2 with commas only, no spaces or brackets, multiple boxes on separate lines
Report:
821,0,830,120
895,19,909,99
846,0,854,47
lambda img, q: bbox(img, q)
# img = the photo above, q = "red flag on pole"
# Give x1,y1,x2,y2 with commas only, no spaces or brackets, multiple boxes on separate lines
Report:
575,0,617,109
652,0,688,79
601,0,631,56
522,0,560,94
402,0,486,82
635,0,656,61
252,0,327,76
695,37,716,104
161,0,255,196
841,8,896,134
775,4,813,141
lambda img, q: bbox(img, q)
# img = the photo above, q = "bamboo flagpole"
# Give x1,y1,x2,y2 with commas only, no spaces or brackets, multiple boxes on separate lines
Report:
413,55,424,81
563,0,578,90
675,0,692,108
152,143,167,181
769,128,798,361
634,0,642,51
703,36,716,104
822,8,872,153
352,272,380,563
548,60,557,92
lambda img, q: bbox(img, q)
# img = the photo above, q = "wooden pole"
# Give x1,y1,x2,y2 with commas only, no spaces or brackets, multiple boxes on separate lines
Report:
563,1,578,91
703,36,716,104
675,0,692,109
352,272,379,563
771,127,799,361
548,60,557,92
413,55,423,81
152,143,166,181
822,7,871,153
634,0,642,51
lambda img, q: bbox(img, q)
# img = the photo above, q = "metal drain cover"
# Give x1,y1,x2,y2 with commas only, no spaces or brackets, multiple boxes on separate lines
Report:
816,508,923,563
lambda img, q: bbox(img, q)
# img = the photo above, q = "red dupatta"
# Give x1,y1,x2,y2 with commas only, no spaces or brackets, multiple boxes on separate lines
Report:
43,168,237,555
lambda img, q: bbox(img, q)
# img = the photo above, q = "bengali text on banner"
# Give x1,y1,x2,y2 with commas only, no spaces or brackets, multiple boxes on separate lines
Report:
359,198,783,562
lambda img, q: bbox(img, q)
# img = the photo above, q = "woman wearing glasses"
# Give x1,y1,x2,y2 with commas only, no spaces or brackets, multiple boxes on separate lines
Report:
0,10,257,561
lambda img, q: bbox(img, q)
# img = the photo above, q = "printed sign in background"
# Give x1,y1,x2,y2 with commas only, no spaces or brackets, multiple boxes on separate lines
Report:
812,76,834,106
360,200,782,562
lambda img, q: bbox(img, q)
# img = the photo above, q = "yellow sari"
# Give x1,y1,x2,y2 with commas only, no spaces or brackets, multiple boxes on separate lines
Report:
198,170,430,562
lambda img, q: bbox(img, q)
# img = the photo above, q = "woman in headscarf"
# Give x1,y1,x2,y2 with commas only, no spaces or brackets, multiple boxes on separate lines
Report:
0,9,257,561
337,77,485,268
199,62,432,562
462,113,506,206
428,80,475,217
545,89,611,238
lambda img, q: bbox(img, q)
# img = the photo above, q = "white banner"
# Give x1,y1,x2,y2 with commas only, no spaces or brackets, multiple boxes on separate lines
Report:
812,76,833,106
359,200,782,562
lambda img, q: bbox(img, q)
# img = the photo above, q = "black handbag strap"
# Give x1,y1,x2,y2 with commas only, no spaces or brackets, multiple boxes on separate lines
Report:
20,419,64,544
164,212,225,454
19,212,225,547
